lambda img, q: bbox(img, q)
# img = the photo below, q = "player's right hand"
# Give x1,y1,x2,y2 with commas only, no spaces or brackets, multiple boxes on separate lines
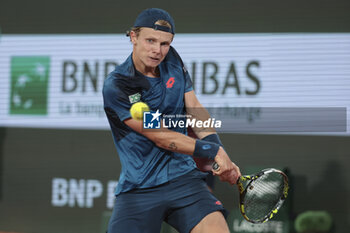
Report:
212,147,241,185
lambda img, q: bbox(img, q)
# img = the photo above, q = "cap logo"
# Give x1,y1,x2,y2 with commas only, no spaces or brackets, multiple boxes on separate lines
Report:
153,24,172,33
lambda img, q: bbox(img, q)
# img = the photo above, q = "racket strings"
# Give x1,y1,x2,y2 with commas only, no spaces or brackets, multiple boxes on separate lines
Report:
243,172,285,221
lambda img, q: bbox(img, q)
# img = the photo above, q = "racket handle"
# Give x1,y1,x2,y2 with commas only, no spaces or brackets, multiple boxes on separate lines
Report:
212,162,220,171
212,161,242,185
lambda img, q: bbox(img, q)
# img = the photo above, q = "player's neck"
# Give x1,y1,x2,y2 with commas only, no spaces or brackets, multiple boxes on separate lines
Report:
141,67,159,78
132,56,159,78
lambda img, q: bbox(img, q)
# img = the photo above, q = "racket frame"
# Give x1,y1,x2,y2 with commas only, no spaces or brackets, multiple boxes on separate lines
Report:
237,168,289,223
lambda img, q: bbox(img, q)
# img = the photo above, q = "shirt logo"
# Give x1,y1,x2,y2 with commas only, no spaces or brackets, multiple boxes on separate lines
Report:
143,110,161,129
215,201,222,205
128,93,141,104
166,77,175,88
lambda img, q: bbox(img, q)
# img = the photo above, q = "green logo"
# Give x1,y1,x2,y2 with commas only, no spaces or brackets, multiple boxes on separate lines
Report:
128,93,141,104
10,56,50,115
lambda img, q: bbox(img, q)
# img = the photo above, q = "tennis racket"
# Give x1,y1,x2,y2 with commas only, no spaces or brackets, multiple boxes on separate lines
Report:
212,162,289,223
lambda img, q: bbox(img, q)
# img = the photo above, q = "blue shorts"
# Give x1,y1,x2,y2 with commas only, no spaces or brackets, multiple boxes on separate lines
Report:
107,170,227,233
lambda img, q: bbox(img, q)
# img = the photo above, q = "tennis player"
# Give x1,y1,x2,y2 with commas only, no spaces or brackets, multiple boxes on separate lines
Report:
103,8,241,233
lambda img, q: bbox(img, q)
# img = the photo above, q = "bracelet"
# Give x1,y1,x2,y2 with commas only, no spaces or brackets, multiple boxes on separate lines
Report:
193,139,220,160
202,134,223,147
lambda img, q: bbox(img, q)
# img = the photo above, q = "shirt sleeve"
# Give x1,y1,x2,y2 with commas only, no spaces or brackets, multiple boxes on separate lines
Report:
184,66,193,93
103,78,132,122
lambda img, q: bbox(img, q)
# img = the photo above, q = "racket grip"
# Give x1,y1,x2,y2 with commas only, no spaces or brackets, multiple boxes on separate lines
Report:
212,162,220,171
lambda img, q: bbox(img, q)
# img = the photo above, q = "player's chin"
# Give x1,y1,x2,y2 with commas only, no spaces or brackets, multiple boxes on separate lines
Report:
147,57,162,67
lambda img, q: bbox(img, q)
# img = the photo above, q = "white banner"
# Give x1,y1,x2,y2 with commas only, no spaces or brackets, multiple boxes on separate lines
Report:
0,34,349,134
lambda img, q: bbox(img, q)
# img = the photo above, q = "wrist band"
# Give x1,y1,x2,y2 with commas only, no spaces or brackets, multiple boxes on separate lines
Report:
202,134,223,147
193,139,220,160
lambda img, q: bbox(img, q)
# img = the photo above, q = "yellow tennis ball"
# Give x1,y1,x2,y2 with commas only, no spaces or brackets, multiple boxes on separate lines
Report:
130,102,150,121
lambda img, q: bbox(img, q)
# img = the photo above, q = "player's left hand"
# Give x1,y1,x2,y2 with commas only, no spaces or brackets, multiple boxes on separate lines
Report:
212,147,241,185
217,162,241,185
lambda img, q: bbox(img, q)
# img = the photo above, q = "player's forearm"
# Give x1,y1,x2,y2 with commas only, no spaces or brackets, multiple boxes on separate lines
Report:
149,128,222,162
124,118,198,155
150,129,196,155
124,116,218,158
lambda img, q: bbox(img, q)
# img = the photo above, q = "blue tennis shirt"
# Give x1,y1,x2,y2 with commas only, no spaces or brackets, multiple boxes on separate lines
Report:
103,46,198,195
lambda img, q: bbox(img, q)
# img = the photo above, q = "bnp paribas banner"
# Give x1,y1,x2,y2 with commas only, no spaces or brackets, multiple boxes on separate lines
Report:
0,34,349,134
